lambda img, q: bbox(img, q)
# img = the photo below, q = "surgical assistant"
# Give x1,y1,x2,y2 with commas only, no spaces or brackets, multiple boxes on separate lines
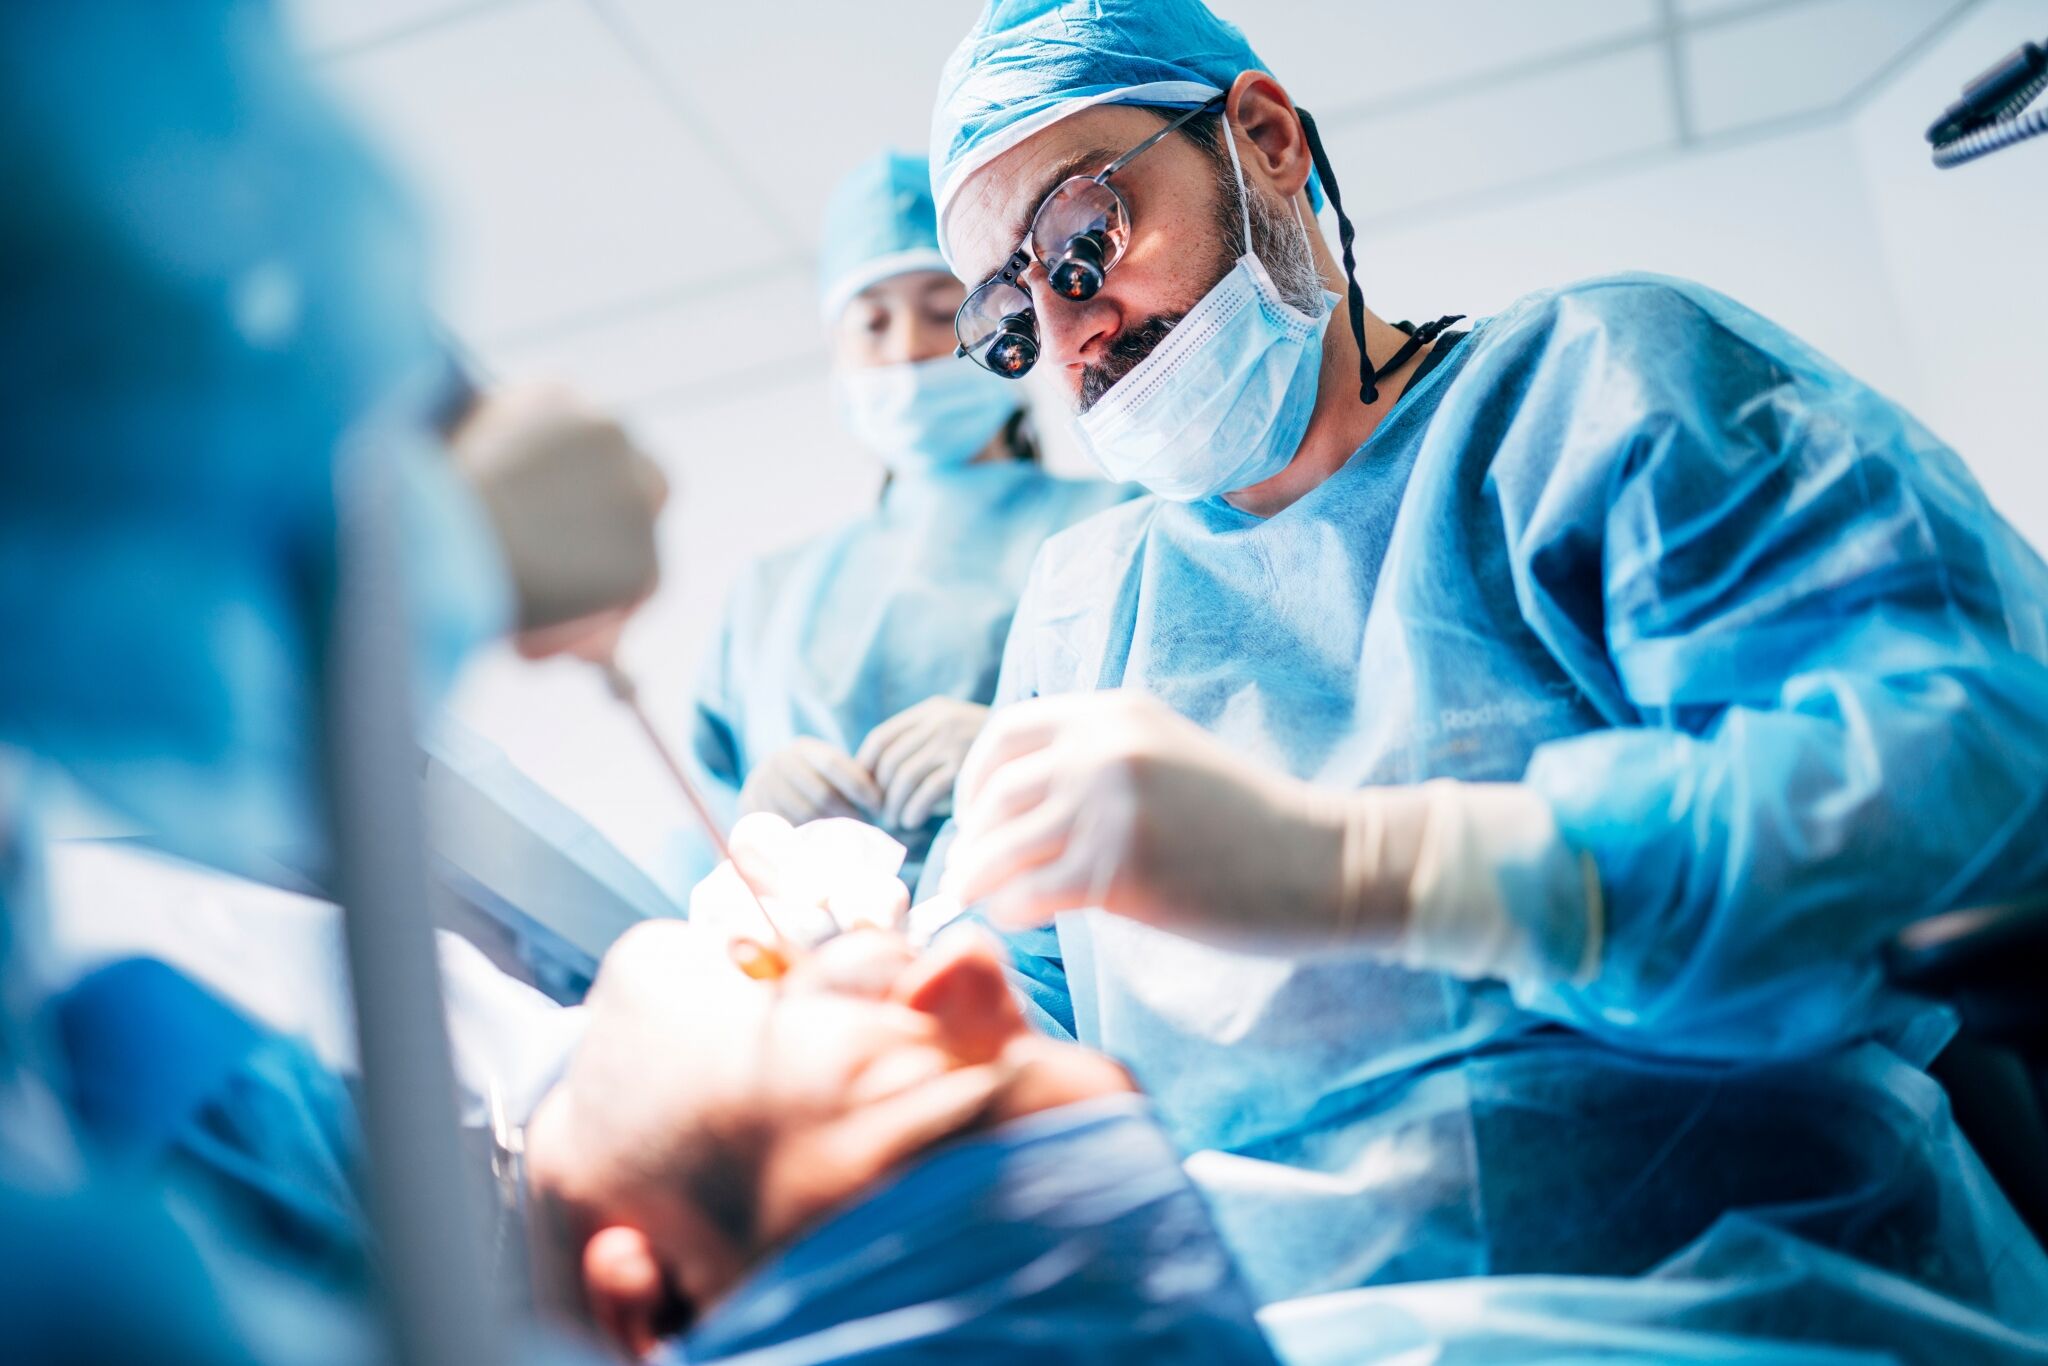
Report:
680,151,1132,888
923,0,2048,1358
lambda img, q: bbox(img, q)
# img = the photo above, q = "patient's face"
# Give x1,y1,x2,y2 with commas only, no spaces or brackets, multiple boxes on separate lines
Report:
527,920,1130,1356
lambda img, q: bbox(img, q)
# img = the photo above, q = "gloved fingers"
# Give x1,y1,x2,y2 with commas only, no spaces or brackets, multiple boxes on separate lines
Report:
879,738,958,830
854,705,926,778
747,754,860,824
983,770,1137,928
896,755,963,833
868,717,938,798
982,844,1098,930
942,796,1075,909
952,749,1057,841
954,695,1091,811
773,762,859,823
800,742,884,819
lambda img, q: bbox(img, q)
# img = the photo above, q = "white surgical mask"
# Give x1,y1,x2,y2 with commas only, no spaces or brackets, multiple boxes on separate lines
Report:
835,356,1022,476
1076,130,1332,503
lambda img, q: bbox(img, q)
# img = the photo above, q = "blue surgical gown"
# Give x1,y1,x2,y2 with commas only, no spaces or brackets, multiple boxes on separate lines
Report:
683,460,1133,887
676,1095,1279,1364
972,275,2048,1350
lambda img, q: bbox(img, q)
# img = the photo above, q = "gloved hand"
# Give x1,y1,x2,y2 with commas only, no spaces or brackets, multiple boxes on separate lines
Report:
856,697,991,833
690,812,911,950
449,384,669,648
941,691,1601,986
740,737,885,826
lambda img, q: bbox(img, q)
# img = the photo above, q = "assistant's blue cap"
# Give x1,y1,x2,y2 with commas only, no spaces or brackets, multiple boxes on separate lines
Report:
817,150,953,325
928,0,1321,269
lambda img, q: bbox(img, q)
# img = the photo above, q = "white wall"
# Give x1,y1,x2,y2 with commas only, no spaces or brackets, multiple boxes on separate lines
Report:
1349,122,1917,402
1852,0,2048,551
447,372,866,887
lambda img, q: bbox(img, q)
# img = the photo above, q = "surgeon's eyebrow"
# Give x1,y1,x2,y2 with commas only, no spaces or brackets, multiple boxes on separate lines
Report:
984,146,1122,277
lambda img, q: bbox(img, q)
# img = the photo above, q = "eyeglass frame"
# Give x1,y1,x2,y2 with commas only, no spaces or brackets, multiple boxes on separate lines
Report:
951,96,1228,372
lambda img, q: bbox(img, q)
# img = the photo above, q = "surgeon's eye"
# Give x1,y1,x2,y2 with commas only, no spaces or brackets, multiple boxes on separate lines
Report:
920,283,966,328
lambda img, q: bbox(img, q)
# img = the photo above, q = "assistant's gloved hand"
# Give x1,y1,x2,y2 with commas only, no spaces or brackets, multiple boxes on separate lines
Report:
691,811,911,949
856,697,991,833
741,737,885,826
941,692,1602,986
449,383,669,650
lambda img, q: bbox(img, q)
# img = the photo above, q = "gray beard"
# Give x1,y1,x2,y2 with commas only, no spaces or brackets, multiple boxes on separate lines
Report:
1237,163,1328,316
1076,160,1326,414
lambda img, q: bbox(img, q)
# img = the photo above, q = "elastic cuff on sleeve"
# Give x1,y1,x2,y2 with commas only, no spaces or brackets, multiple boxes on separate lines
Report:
1397,781,1601,987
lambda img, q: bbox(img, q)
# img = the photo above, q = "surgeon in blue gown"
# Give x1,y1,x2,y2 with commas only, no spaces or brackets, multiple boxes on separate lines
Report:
924,0,2048,1360
681,151,1133,890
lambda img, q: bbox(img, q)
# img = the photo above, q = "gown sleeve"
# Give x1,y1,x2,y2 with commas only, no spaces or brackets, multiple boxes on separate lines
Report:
1489,278,2048,1058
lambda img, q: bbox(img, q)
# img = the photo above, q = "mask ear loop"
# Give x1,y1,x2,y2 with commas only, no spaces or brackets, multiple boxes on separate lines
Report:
1223,111,1322,320
1218,113,1256,259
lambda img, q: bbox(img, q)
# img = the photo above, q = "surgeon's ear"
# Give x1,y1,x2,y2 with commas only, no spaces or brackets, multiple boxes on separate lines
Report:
894,931,1024,1064
581,1225,680,1360
1227,69,1314,201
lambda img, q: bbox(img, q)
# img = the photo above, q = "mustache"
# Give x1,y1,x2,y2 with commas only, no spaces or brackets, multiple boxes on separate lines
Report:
1077,314,1185,412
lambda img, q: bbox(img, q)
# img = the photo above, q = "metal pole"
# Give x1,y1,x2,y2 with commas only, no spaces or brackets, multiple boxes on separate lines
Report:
324,423,500,1366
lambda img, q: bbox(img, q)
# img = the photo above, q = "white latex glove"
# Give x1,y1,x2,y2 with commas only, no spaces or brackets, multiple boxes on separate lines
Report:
856,697,991,833
941,691,1601,986
739,737,885,826
450,384,669,643
690,812,911,949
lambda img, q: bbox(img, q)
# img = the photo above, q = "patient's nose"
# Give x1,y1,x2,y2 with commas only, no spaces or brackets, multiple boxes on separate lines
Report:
795,928,917,999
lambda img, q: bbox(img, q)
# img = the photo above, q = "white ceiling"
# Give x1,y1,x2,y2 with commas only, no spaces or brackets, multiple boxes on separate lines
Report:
288,0,1982,416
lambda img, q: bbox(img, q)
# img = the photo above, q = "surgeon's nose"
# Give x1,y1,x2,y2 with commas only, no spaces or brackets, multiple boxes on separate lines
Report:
1028,275,1120,382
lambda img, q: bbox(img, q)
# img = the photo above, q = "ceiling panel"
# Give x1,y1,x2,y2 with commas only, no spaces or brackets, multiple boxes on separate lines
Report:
603,0,971,251
302,0,1977,413
1318,43,1678,224
1677,0,1775,18
1684,0,1958,136
322,0,791,344
1207,0,1663,114
284,0,495,56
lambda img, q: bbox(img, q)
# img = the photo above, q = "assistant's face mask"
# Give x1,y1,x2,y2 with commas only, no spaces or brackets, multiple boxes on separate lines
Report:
835,355,1022,476
1076,129,1333,503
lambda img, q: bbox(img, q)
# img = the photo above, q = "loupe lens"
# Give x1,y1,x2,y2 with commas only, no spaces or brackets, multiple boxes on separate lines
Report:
1031,178,1128,286
1047,230,1107,300
956,278,1036,375
987,315,1039,376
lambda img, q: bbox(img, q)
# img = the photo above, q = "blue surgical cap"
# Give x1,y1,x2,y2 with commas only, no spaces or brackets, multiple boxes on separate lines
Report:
928,0,1321,268
816,150,953,325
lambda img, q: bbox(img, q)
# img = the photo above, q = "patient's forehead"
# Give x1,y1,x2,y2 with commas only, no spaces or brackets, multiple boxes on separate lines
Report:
590,920,737,1005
